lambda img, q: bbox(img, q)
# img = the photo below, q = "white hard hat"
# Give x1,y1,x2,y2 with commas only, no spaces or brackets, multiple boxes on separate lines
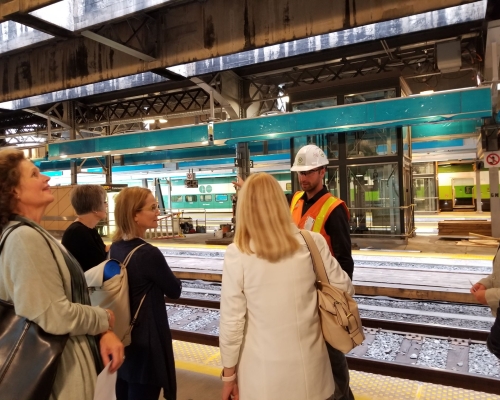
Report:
290,144,329,172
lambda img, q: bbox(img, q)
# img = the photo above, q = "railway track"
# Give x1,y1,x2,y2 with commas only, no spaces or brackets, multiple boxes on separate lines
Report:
166,300,500,395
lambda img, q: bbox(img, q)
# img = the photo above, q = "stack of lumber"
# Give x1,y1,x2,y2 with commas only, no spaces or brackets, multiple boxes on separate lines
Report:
438,220,491,237
458,233,500,247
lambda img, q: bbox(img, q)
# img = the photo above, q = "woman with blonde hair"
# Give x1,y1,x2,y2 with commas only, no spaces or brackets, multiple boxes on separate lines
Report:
220,173,353,400
110,187,181,400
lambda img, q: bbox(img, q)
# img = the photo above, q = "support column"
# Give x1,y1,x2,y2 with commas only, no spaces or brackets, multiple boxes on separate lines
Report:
70,160,77,185
105,155,112,185
476,165,482,212
490,167,500,237
236,142,251,181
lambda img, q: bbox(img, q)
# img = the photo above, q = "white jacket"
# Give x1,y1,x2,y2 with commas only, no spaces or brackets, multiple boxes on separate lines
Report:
219,225,354,400
479,245,500,316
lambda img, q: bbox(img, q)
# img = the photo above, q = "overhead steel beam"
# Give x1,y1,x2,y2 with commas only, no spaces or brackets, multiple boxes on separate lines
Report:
47,87,492,160
0,0,62,22
0,0,479,103
7,13,75,38
24,108,71,129
81,31,156,62
190,77,239,120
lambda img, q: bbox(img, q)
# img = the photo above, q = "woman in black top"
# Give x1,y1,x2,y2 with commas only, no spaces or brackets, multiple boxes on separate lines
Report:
62,185,108,271
111,187,182,400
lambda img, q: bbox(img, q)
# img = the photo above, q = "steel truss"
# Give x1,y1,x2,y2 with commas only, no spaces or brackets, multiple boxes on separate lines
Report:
0,35,482,147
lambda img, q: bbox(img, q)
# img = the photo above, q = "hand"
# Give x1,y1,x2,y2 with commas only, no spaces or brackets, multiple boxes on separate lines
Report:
472,289,488,305
470,283,486,294
232,176,245,189
221,381,239,400
99,330,125,373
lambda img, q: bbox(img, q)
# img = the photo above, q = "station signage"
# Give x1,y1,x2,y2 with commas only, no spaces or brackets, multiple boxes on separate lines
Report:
484,151,500,168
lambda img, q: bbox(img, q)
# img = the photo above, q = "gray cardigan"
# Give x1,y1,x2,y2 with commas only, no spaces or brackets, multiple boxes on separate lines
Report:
0,222,109,400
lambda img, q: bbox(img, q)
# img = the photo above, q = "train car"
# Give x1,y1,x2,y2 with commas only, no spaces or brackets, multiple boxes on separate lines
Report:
437,164,499,212
160,173,291,227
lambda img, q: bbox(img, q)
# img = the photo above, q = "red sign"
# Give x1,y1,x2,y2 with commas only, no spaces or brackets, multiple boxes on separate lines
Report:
485,152,500,168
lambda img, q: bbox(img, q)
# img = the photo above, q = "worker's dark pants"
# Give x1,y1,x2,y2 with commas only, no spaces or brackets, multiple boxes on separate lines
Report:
326,342,355,400
487,304,500,359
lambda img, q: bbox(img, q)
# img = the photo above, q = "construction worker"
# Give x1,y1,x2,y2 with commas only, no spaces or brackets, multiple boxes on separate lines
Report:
290,143,355,400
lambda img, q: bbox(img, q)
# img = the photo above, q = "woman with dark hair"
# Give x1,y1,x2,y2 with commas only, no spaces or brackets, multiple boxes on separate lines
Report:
62,184,108,271
0,148,124,400
111,187,182,400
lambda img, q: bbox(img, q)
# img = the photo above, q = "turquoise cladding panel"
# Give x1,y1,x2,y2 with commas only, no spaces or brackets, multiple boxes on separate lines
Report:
48,87,492,159
412,120,481,139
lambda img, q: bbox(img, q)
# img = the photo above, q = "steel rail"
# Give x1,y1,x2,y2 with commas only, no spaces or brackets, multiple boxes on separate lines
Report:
166,297,490,342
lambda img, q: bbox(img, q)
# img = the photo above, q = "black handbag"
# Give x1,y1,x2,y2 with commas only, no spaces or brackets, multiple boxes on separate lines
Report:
0,225,68,400
0,301,69,400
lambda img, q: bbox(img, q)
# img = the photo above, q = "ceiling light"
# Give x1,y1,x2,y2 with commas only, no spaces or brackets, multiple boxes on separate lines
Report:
60,155,68,159
143,119,156,124
158,119,168,123
103,150,110,153
420,90,434,95
147,146,157,149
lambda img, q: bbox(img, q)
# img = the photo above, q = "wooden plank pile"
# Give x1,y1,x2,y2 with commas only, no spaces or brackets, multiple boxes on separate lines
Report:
438,220,491,237
458,233,500,248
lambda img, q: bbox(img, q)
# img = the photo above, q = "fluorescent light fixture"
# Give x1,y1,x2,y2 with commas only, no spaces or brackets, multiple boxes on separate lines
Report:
201,140,209,145
143,119,156,124
158,119,168,123
420,90,435,95
281,96,290,103
60,155,68,159
103,150,110,153
497,83,500,90
147,146,157,149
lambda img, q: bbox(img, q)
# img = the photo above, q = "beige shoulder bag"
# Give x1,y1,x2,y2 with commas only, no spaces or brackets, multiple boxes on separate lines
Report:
300,230,365,354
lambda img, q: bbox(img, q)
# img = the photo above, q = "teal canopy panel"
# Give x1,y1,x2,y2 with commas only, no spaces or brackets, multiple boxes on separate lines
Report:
48,87,492,160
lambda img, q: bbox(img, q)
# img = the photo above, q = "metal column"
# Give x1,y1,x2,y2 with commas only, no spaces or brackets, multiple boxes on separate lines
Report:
475,165,482,212
236,143,251,181
490,167,500,237
70,160,77,185
105,155,112,185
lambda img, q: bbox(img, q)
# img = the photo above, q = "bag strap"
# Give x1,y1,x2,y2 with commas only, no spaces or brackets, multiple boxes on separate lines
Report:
122,243,146,267
300,230,330,284
0,223,25,254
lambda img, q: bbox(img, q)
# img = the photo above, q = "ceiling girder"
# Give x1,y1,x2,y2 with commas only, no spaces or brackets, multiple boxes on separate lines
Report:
0,0,478,103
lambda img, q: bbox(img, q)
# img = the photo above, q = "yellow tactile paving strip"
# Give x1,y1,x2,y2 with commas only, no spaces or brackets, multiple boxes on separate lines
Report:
173,341,500,400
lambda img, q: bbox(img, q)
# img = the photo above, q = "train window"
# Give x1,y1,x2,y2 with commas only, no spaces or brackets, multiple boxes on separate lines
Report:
185,195,197,202
171,195,183,202
215,194,228,202
200,194,212,201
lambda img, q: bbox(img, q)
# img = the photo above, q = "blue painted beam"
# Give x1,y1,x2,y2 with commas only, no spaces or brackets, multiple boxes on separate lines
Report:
411,120,481,139
38,140,290,172
48,87,492,160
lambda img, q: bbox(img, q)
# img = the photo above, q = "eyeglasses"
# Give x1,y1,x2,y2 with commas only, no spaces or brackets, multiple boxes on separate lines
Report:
297,167,323,177
140,203,160,212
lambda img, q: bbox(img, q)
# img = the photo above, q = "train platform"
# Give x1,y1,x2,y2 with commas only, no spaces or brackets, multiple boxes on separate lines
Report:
171,341,499,400
138,231,498,305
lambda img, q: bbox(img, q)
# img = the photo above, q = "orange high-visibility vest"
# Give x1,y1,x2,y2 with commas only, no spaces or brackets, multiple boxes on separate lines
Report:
290,191,349,255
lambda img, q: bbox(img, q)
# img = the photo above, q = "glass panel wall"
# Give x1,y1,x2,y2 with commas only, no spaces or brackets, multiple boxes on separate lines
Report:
347,163,400,234
412,162,438,212
326,167,339,198
344,89,396,104
292,97,337,111
346,128,397,158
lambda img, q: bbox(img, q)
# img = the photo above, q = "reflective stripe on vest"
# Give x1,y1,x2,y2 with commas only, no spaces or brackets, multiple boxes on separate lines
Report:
290,191,304,213
312,197,336,232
